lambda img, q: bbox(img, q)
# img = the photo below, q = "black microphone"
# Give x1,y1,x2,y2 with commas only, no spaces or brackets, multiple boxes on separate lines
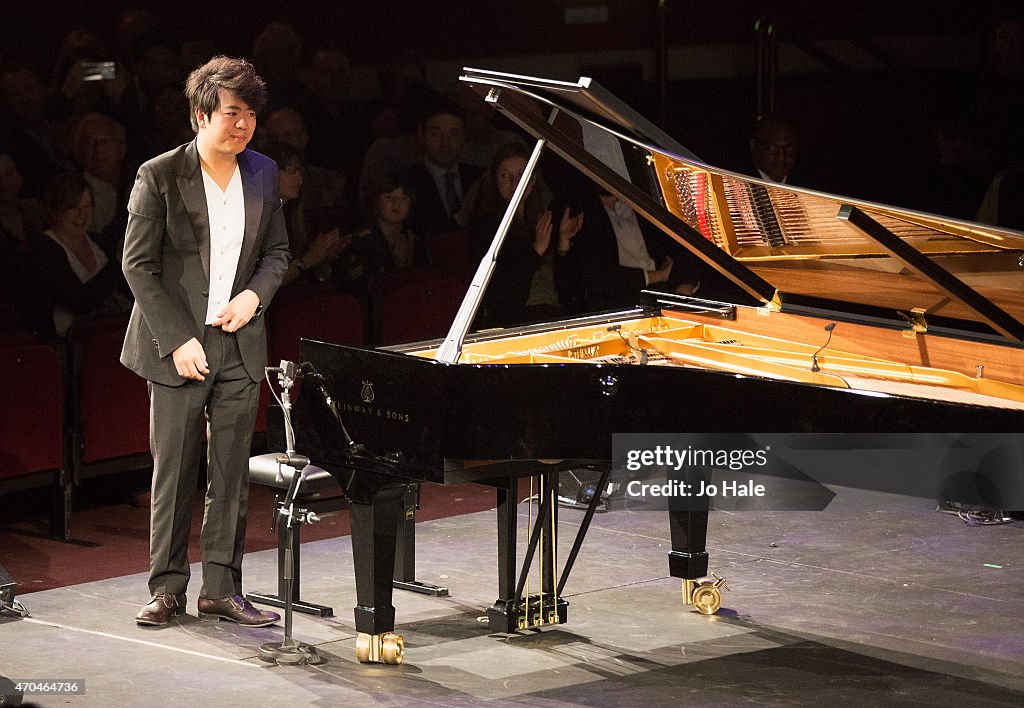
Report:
811,322,836,373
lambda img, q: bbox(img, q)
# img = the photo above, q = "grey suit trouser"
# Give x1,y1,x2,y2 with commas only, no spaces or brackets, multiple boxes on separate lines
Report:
147,326,259,599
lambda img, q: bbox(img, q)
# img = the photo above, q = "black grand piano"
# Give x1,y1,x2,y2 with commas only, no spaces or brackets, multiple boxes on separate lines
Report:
277,69,1024,664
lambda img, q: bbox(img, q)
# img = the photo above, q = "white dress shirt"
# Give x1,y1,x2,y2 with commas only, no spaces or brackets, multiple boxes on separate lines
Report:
202,166,245,324
603,199,655,272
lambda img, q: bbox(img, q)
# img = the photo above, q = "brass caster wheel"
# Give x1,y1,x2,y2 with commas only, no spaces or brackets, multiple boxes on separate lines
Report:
355,633,371,663
381,632,404,664
682,572,731,615
355,632,405,664
691,584,721,615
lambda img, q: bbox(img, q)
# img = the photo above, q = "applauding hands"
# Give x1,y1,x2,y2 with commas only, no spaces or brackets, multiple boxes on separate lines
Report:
534,207,584,257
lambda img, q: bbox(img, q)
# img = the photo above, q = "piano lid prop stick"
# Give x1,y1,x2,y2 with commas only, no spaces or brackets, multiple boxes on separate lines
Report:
435,107,559,364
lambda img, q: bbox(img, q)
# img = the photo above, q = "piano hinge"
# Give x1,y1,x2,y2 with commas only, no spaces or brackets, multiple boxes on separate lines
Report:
485,87,501,103
897,307,928,337
766,290,783,312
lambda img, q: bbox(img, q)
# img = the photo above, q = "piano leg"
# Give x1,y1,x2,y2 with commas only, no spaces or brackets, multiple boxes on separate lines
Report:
668,469,729,614
667,507,710,579
486,476,518,632
349,483,406,664
667,468,710,579
393,483,449,596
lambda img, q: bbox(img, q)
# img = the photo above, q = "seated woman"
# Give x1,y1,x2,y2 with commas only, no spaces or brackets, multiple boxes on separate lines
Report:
262,141,349,289
339,173,421,294
20,172,131,340
468,141,581,327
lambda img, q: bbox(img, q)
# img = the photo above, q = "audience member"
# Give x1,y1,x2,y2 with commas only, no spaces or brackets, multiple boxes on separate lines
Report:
468,142,576,326
131,37,183,102
915,14,1024,219
112,8,160,71
251,22,305,114
20,172,131,340
367,52,430,140
298,45,371,175
449,83,524,170
261,108,309,154
262,141,349,288
974,13,1024,173
0,152,46,304
404,97,481,241
358,79,441,206
340,173,421,295
120,35,183,145
70,112,131,235
47,29,131,123
262,107,352,217
917,109,998,220
180,39,219,75
0,152,46,255
552,177,696,314
127,84,194,167
975,166,1024,230
748,115,800,184
1,66,75,198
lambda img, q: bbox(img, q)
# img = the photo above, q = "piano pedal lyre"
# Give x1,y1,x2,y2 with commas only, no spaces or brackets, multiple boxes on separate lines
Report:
355,632,404,664
682,572,730,615
515,594,566,630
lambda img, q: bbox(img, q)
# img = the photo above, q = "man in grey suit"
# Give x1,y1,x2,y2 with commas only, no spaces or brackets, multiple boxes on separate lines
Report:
121,56,290,627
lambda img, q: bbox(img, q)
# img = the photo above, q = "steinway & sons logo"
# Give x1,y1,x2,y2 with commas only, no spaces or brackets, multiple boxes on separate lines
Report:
345,380,410,422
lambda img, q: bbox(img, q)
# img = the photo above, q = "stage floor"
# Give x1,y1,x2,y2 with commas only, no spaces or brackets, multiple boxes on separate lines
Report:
3,485,1023,706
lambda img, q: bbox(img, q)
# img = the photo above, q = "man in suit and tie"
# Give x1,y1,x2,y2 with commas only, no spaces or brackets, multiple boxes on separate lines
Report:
404,97,481,244
121,56,290,627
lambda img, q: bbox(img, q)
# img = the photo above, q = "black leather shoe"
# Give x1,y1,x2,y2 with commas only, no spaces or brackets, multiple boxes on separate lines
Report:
136,593,186,626
197,595,280,627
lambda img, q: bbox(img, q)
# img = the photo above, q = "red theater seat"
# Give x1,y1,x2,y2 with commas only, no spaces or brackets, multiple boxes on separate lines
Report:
0,343,64,485
0,342,68,536
268,291,365,366
260,292,366,431
429,228,476,284
68,314,151,477
376,273,464,345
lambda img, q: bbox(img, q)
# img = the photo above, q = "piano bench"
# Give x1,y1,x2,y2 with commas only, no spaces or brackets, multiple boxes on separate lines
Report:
246,452,347,617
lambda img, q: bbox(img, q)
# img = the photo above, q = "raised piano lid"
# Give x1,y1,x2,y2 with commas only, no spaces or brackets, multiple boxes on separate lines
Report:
459,68,1024,343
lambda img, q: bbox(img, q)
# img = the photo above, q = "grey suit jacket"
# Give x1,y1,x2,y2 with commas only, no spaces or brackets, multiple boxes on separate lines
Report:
120,139,290,387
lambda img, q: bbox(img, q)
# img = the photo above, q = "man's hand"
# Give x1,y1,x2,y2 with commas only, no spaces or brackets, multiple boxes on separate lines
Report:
210,289,260,333
647,255,674,285
557,207,584,253
172,337,210,381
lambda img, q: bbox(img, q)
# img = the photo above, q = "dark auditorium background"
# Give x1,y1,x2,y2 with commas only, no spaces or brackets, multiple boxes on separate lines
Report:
3,1,1020,217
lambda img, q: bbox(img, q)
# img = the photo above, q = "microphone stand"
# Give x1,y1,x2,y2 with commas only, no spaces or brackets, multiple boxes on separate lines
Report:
258,361,324,666
810,323,836,373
